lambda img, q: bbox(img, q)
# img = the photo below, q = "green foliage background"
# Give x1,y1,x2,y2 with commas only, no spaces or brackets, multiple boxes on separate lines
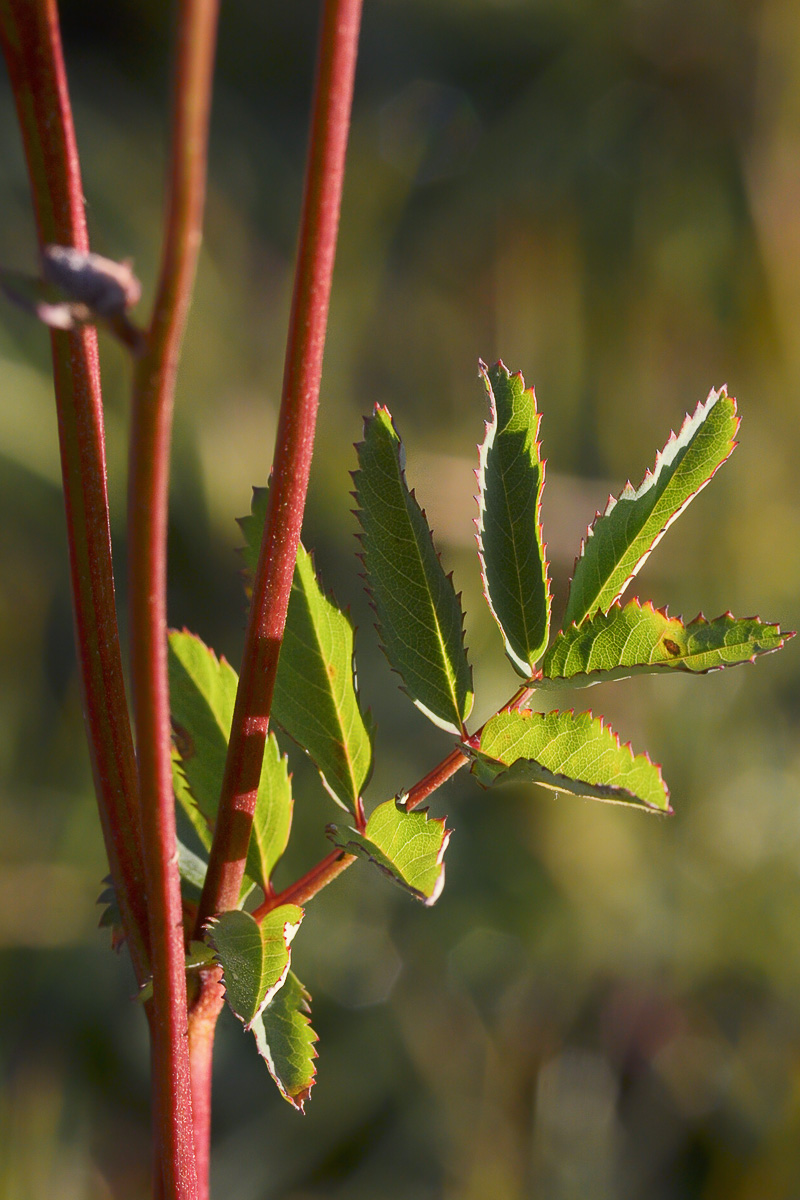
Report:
0,1,799,1196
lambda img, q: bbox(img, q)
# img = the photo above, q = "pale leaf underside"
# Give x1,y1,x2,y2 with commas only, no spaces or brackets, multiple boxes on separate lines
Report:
327,798,451,905
251,971,317,1112
542,600,789,687
472,709,670,813
564,387,739,628
354,405,473,735
477,359,551,677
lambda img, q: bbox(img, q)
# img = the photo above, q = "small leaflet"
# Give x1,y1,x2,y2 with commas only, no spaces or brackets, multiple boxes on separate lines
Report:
251,971,318,1112
207,905,304,1028
541,601,790,688
327,798,451,905
476,360,551,676
354,405,473,735
471,709,671,813
168,630,293,897
564,387,739,628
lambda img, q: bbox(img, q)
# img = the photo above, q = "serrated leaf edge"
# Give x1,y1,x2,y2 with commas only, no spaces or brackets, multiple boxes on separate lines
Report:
207,907,304,1030
568,387,739,617
473,707,672,814
542,599,791,687
251,977,318,1113
326,809,452,906
352,404,474,735
475,359,552,677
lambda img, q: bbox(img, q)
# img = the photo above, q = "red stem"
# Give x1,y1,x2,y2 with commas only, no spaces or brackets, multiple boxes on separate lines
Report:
253,684,536,919
196,0,364,929
128,2,218,1196
252,849,355,920
0,0,150,981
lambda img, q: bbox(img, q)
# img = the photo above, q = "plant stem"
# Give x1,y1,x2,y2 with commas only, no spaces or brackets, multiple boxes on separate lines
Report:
0,0,150,981
252,849,356,920
196,0,364,930
187,967,226,1200
128,1,218,1196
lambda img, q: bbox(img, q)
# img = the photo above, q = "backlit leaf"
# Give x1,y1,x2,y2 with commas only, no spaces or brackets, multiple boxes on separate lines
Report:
169,630,236,829
472,708,670,812
168,631,293,894
208,905,303,1028
354,405,473,735
327,799,451,905
251,971,317,1112
564,387,739,628
245,733,293,891
239,490,373,813
477,360,551,676
542,601,791,687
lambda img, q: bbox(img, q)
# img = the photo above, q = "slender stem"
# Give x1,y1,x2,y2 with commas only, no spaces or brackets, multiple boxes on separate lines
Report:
252,849,355,920
187,967,226,1200
128,2,218,1196
196,0,364,930
0,0,150,981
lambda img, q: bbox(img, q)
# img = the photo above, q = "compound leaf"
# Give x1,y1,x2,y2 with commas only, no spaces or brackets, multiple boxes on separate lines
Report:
208,905,304,1028
251,971,317,1112
239,490,373,813
477,360,551,676
354,405,473,735
327,799,451,905
564,387,739,628
542,601,791,687
472,708,670,813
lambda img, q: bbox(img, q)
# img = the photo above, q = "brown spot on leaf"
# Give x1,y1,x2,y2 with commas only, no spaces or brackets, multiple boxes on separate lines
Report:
662,638,681,657
173,720,195,761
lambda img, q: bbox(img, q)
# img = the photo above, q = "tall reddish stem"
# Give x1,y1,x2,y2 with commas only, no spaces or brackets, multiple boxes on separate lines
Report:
196,0,364,929
128,2,218,1196
0,0,150,981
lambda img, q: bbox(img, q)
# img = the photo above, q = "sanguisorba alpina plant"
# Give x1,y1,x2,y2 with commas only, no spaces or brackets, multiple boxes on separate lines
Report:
0,1,792,1196
165,359,791,1107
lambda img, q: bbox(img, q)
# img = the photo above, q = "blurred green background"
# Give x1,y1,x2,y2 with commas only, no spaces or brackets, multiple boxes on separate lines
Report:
0,0,799,1196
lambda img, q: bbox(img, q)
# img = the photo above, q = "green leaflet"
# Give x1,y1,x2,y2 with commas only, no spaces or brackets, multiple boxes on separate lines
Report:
472,709,670,813
245,733,294,891
542,601,790,687
169,630,236,829
564,387,739,628
327,799,451,905
251,971,317,1112
354,405,473,735
207,905,304,1028
239,489,373,813
477,360,551,677
168,631,293,896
